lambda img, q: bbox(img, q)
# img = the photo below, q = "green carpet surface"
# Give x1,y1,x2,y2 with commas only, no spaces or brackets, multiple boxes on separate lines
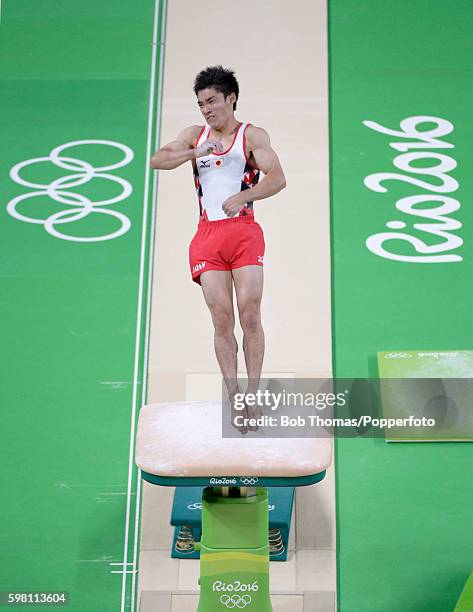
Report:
329,2,473,610
0,1,164,609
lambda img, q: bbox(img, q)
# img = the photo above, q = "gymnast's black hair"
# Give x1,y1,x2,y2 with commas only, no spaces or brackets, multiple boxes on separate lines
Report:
193,65,239,110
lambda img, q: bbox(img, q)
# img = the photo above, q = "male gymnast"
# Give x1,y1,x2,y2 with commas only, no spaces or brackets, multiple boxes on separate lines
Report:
151,66,286,432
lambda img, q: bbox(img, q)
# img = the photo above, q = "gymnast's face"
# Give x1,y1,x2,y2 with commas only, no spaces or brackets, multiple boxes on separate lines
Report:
197,87,236,129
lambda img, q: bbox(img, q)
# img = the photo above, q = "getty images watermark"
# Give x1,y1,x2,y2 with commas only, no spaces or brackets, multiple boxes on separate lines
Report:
221,378,473,440
233,389,434,429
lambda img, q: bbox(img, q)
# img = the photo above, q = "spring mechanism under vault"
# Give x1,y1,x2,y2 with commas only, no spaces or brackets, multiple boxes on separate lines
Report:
269,528,285,555
175,525,195,553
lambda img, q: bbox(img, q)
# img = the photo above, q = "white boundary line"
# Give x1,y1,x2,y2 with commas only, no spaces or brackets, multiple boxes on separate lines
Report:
129,0,168,609
120,0,164,610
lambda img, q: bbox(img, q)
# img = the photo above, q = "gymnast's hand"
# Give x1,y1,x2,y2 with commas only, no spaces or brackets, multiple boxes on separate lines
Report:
222,194,245,217
194,138,223,158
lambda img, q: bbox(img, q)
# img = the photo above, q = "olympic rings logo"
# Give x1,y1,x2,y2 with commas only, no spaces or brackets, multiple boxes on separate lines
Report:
8,140,134,242
239,477,259,485
220,594,252,608
384,353,413,359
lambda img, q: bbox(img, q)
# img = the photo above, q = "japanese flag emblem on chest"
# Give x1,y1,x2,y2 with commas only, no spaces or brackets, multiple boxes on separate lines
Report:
198,156,226,171
213,156,225,168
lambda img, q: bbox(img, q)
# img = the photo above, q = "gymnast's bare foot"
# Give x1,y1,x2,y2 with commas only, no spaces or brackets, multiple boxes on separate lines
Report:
229,392,248,434
245,395,263,432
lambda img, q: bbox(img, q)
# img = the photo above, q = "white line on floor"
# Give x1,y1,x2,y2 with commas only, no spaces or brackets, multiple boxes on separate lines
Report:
120,1,162,611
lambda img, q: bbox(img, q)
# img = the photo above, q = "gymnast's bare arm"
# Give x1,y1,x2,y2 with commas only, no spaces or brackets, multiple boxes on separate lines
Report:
151,125,224,170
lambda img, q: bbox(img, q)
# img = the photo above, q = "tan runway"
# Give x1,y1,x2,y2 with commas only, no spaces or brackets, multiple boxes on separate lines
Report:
138,1,334,609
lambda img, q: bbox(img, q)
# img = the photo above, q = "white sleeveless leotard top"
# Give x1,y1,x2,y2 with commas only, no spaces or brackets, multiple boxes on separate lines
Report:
193,122,260,222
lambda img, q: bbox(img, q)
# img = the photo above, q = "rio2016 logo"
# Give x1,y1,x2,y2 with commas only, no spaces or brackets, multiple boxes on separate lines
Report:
213,580,259,608
363,116,462,263
7,140,134,242
209,478,237,485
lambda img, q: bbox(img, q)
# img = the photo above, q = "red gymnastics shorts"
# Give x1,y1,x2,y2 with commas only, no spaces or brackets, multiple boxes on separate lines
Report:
189,216,265,285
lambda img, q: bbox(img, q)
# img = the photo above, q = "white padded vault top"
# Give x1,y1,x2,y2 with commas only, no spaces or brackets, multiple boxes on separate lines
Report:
135,401,332,478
